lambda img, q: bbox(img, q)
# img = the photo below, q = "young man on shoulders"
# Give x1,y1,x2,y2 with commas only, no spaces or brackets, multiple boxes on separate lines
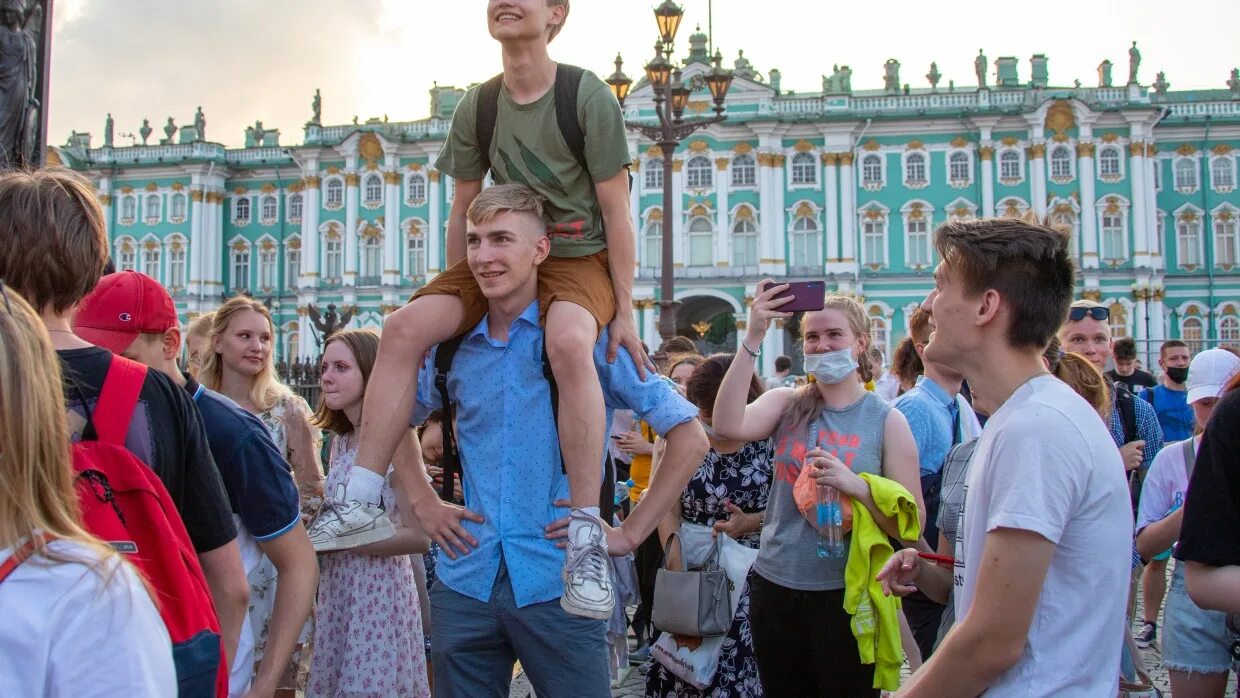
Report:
1108,337,1157,393
313,0,645,620
878,217,1132,696
0,168,248,660
74,271,319,698
401,183,707,696
1141,340,1194,443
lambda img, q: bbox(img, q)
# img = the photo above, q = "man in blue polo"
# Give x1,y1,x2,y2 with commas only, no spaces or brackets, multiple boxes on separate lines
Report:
396,183,707,696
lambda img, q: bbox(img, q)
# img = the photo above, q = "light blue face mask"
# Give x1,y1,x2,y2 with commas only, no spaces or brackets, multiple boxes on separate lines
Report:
803,348,859,384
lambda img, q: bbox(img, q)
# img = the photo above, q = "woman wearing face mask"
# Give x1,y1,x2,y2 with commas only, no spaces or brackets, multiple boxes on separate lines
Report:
713,285,921,696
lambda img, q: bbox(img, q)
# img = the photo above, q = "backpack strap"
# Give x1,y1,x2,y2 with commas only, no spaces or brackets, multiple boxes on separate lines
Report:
93,356,148,446
1141,387,1155,406
1182,438,1197,482
0,533,56,584
434,335,466,501
553,64,589,174
474,74,505,181
1115,383,1138,445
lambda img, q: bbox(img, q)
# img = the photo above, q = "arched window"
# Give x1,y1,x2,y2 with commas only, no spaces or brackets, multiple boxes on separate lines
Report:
862,214,887,267
285,240,301,289
120,195,137,223
285,331,300,363
861,154,883,187
687,217,714,266
325,178,344,208
643,220,662,268
234,197,251,225
644,159,663,190
1219,314,1240,345
363,174,383,206
324,234,343,280
1108,303,1128,339
1176,215,1202,267
361,232,382,280
904,152,927,185
1098,146,1122,179
999,150,1022,181
949,151,971,183
870,315,890,359
115,237,136,271
1101,211,1126,261
732,212,758,267
791,152,817,185
1050,209,1077,234
1212,157,1236,191
1181,316,1204,354
405,222,426,278
905,215,930,268
789,211,819,268
1050,146,1073,180
144,193,161,223
260,195,278,224
731,154,756,187
288,193,303,222
141,239,160,279
169,193,187,222
686,156,713,189
1215,213,1239,268
166,236,186,290
406,173,426,203
1175,158,1198,191
231,242,251,291
258,242,277,290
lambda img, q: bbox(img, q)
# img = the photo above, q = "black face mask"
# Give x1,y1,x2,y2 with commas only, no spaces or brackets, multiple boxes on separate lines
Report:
1166,366,1189,384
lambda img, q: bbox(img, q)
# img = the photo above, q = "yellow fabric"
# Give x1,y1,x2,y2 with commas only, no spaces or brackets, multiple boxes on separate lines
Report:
844,473,921,691
865,379,876,392
628,421,656,503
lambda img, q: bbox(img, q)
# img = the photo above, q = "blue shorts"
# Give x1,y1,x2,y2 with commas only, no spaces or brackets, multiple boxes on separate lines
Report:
1162,562,1236,675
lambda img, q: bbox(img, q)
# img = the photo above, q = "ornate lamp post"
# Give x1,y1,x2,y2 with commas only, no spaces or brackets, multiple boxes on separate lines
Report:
606,0,733,341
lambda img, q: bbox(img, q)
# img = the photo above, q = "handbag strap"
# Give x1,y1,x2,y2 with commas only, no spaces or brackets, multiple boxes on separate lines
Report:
660,531,685,571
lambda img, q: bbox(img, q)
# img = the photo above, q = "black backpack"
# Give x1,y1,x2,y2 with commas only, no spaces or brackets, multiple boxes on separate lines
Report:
433,336,615,520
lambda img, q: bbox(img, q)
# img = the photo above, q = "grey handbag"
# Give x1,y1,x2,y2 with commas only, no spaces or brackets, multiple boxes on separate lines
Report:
651,531,732,637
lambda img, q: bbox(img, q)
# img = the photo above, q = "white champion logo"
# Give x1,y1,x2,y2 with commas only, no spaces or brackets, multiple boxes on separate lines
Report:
119,312,132,322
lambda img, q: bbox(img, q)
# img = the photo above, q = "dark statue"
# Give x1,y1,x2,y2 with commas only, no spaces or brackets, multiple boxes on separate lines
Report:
1128,41,1141,85
0,0,41,169
103,112,114,147
975,49,988,88
311,88,321,125
307,303,355,348
163,116,177,143
139,118,152,144
194,106,206,141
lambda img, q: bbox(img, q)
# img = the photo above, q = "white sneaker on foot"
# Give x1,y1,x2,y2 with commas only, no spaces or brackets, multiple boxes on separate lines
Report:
561,509,614,620
308,485,395,552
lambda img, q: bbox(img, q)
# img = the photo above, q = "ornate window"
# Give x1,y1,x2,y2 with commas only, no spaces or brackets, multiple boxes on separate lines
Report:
363,174,383,207
861,154,883,189
687,216,714,266
998,197,1029,219
285,329,300,363
141,237,161,280
860,209,888,268
120,195,137,225
258,241,277,290
1108,303,1129,339
166,235,186,290
1176,210,1203,268
869,314,890,361
948,151,971,186
405,221,426,278
115,237,136,271
233,196,251,225
790,152,817,186
644,159,663,190
324,234,343,281
999,149,1022,183
259,195,278,225
288,193,303,223
1174,158,1198,193
789,208,819,268
642,219,662,268
1049,145,1074,182
1219,313,1240,346
1098,146,1123,180
169,193,188,223
901,202,932,269
405,173,427,204
1098,197,1129,264
1181,315,1204,354
230,241,251,291
285,238,301,289
1214,210,1238,269
324,178,344,209
731,153,756,187
731,210,758,268
903,152,928,188
144,193,161,225
360,229,382,280
686,156,713,189
1211,156,1236,192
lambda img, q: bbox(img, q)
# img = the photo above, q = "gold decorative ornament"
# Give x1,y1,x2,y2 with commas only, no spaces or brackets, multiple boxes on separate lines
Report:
1129,143,1145,157
794,140,815,153
821,152,839,165
145,182,159,192
1146,143,1158,157
233,186,247,196
689,204,709,216
1001,137,1019,147
358,132,383,168
1044,100,1076,140
1076,143,1096,157
772,155,785,166
1027,144,1046,159
1082,289,1102,301
734,206,754,221
120,185,134,194
672,159,684,172
839,153,854,166
1212,143,1234,156
305,176,321,188
344,173,360,186
261,183,276,194
189,190,204,202
733,142,754,155
979,146,994,160
99,194,113,205
862,140,880,152
906,139,924,150
688,140,709,152
715,157,730,171
648,208,663,221
384,171,401,185
326,166,340,175
646,146,663,158
1100,133,1119,143
691,320,712,338
795,202,815,218
950,136,968,148
407,162,423,171
171,182,185,191
428,170,441,182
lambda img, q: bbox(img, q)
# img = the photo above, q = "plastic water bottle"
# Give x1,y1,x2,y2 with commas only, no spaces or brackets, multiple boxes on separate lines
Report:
816,481,846,559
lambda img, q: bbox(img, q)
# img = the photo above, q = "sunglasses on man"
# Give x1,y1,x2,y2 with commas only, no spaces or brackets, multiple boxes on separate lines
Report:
1068,306,1110,322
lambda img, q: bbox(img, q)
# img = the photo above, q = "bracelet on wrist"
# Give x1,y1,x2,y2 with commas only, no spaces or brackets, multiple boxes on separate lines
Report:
740,338,761,359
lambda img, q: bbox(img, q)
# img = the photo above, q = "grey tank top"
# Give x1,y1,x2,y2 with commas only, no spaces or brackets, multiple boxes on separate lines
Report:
752,390,891,591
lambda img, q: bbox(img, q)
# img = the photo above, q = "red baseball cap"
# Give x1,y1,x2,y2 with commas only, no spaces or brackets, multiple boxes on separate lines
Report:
73,271,179,354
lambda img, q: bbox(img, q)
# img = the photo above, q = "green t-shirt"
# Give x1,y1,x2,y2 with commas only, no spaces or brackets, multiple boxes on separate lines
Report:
435,68,631,258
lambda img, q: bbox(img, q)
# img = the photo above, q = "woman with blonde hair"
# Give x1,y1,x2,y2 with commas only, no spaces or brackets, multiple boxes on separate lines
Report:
185,311,214,379
0,284,175,695
713,286,922,696
200,295,322,691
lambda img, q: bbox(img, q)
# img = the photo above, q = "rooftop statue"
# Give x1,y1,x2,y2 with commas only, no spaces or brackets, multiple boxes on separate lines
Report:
194,106,206,141
975,49,988,88
139,118,152,144
103,112,114,147
0,0,40,169
1128,42,1141,85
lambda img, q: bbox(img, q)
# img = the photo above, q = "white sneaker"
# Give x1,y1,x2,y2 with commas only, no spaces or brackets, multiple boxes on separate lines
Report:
560,509,614,620
308,485,395,552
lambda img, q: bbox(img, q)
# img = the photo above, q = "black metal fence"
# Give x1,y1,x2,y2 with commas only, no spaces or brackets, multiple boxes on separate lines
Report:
276,358,321,407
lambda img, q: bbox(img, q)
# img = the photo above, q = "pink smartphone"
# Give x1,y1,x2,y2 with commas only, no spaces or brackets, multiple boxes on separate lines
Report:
760,280,826,313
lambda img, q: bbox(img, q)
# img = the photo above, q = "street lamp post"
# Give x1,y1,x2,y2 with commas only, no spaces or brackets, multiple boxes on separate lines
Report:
606,1,733,342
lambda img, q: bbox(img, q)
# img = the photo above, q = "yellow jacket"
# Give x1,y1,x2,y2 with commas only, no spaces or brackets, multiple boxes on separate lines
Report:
845,473,921,692
628,421,656,503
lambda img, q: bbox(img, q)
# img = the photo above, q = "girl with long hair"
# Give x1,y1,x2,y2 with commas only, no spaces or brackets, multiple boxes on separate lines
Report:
307,329,431,697
713,287,922,696
0,285,175,694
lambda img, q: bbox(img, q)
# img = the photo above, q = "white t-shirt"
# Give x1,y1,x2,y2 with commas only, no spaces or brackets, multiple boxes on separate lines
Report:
0,538,176,696
232,518,262,696
1136,437,1197,536
954,375,1132,696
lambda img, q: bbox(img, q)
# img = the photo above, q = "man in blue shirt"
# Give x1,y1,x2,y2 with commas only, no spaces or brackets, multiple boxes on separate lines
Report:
1140,340,1194,443
402,183,707,696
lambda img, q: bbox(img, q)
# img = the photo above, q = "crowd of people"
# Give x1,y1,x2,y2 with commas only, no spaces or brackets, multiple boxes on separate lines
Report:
1,2,1238,697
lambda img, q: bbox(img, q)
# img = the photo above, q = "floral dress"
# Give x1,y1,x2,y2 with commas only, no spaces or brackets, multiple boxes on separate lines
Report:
307,435,429,698
646,438,773,698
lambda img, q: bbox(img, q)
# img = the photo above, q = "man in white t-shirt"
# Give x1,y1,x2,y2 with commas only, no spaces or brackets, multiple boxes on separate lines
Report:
878,217,1132,696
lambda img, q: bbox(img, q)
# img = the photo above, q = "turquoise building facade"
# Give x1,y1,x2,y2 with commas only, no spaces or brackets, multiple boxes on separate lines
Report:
55,45,1240,374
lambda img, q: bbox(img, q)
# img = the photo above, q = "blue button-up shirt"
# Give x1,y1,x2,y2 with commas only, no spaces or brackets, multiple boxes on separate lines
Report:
1108,384,1164,474
412,300,697,608
894,375,962,478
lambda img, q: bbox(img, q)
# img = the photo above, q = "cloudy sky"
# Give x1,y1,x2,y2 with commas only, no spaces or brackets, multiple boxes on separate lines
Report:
49,0,1240,149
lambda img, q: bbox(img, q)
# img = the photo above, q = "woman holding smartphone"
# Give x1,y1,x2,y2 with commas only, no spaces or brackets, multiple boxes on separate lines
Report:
712,282,922,696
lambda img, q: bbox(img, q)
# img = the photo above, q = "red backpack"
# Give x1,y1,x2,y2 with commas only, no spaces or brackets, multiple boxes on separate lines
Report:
72,356,227,698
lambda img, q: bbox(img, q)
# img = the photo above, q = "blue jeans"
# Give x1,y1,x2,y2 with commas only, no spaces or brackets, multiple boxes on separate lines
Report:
1163,562,1236,675
429,558,609,698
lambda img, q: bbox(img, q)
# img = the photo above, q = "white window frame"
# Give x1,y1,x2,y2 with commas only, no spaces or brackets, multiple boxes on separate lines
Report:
233,196,251,226
1180,314,1205,353
858,206,890,268
284,236,301,289
1212,207,1239,269
1211,155,1236,193
998,148,1024,184
860,153,885,191
731,208,759,268
643,158,664,191
788,209,820,268
404,220,427,279
169,192,188,223
1096,197,1130,264
141,236,161,280
258,241,278,290
686,216,714,267
259,194,278,225
731,153,757,188
1218,312,1240,345
900,201,935,270
143,193,162,225
324,234,343,281
230,240,251,291
324,177,345,210
789,152,818,187
165,235,186,290
642,219,662,268
120,194,137,225
115,236,137,271
1175,210,1204,269
287,192,303,223
1049,145,1075,183
360,233,382,279
405,172,427,204
1097,145,1124,182
362,173,383,208
902,151,928,189
946,150,973,188
685,155,713,189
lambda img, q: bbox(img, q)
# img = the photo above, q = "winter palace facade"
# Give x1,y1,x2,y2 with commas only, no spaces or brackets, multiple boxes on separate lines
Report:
54,43,1240,374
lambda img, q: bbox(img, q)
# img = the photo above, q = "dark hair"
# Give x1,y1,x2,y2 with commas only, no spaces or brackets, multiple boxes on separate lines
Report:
1159,340,1189,358
687,353,762,415
659,335,699,356
934,216,1074,350
416,408,444,438
1112,337,1138,362
892,336,924,389
1043,335,1063,374
908,308,933,345
774,355,792,373
311,329,381,434
0,168,109,313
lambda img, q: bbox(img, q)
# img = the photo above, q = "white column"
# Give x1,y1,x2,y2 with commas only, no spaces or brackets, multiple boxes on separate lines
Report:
824,153,840,263
343,168,359,285
839,153,856,265
1079,143,1100,269
757,154,777,275
1129,143,1150,268
300,174,321,289
1146,150,1161,270
1030,143,1048,217
188,187,203,298
383,169,401,285
734,314,747,352
202,193,217,294
980,145,996,217
1135,294,1150,364
99,176,113,239
761,319,784,375
671,159,684,269
640,300,657,346
298,314,313,359
771,157,786,269
1149,293,1166,346
714,157,730,266
427,170,442,275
